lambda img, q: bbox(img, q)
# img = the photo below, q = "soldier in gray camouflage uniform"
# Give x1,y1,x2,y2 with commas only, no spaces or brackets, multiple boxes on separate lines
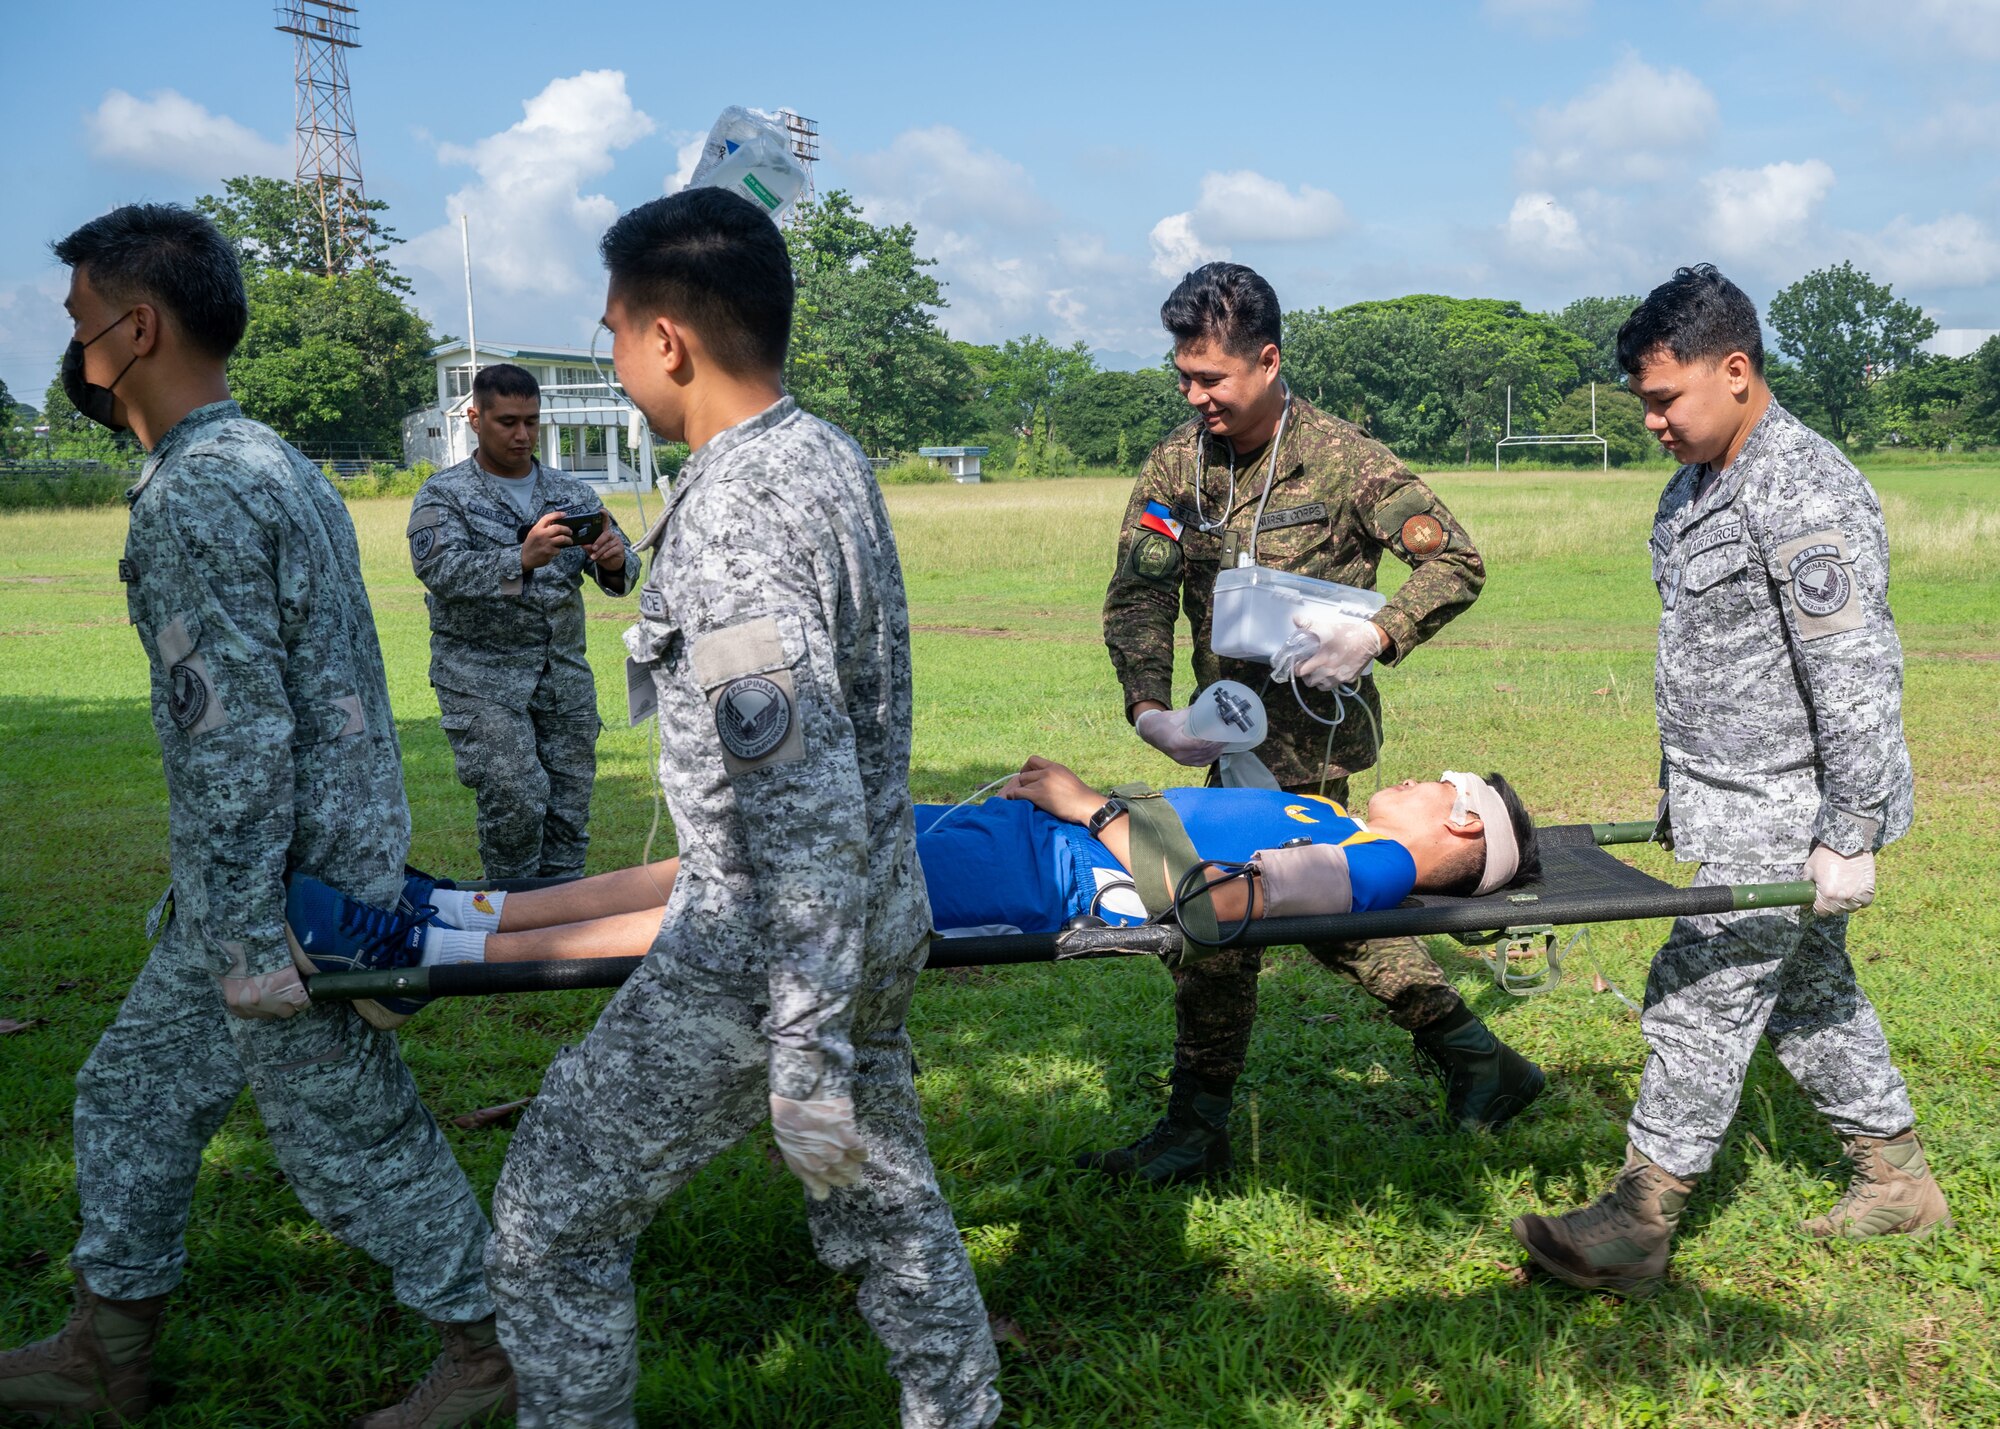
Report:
410,363,639,881
486,189,1000,1428
1089,263,1544,1188
0,205,509,1428
1514,266,1950,1300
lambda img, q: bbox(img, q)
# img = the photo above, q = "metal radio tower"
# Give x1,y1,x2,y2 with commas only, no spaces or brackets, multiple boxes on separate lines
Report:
274,1,370,276
778,111,819,221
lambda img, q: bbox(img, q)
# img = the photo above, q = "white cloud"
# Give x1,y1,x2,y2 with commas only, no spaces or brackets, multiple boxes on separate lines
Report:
84,89,290,182
1505,191,1590,261
845,125,1053,231
403,71,654,306
1701,159,1835,260
1519,56,1719,185
667,132,705,191
1747,0,2000,61
1148,212,1229,278
1910,100,2000,155
1860,213,2000,291
1148,170,1348,277
1482,0,1592,34
0,272,73,408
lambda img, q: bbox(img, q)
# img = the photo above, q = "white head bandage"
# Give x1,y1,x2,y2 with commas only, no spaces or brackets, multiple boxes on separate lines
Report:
1185,680,1268,754
1442,770,1520,896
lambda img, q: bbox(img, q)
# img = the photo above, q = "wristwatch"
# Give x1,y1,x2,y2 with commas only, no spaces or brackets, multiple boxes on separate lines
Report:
1086,797,1130,836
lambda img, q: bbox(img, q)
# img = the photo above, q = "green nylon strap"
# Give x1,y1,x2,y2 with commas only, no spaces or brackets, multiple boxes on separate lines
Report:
1108,782,1220,947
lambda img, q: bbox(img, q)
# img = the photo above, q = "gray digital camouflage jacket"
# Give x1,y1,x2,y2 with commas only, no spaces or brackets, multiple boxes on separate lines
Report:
623,397,930,1101
408,457,639,714
120,400,409,977
1650,398,1914,864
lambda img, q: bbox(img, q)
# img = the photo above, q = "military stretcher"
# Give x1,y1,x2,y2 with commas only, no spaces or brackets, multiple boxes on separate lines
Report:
307,822,1815,1006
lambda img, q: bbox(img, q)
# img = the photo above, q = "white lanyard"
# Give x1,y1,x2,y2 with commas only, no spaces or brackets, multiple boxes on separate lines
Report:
1191,385,1291,566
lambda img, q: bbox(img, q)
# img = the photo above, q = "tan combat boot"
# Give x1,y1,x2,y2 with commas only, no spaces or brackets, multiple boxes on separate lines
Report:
1511,1145,1697,1298
0,1279,167,1425
1801,1130,1954,1241
351,1317,515,1429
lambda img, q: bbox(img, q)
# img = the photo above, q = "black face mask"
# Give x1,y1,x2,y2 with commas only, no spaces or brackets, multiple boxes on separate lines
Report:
61,311,139,432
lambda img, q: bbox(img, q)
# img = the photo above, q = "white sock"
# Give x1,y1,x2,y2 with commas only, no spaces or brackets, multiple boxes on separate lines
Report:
429,888,506,932
421,927,490,967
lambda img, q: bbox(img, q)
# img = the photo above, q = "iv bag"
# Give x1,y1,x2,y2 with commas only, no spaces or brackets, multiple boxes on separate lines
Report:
685,107,806,223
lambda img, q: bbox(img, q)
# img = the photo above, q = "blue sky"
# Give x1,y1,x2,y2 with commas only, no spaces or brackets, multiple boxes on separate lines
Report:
5,0,1999,403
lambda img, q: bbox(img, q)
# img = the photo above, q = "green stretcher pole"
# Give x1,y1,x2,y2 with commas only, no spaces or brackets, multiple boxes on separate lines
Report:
1590,821,1664,845
308,877,1819,1001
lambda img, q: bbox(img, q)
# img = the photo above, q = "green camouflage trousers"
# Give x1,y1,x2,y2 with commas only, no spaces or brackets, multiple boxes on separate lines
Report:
1171,775,1465,1081
437,684,601,881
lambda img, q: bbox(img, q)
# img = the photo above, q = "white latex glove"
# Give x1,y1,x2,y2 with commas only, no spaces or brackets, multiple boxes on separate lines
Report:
217,966,311,1020
770,1092,869,1200
1805,844,1876,917
1134,706,1229,767
1285,613,1385,691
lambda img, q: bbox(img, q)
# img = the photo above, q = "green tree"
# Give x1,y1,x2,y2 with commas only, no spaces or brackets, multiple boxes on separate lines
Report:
1284,296,1590,463
987,336,1095,441
1868,353,1978,450
1524,385,1663,466
40,364,141,463
1050,366,1185,466
1768,261,1936,446
1548,295,1643,386
785,191,971,454
1964,336,2000,445
228,268,436,452
195,175,408,290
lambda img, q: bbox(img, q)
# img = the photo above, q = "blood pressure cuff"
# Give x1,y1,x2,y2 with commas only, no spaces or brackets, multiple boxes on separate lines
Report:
1109,782,1220,948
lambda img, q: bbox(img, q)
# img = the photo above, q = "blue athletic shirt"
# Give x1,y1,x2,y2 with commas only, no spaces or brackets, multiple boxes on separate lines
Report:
915,787,1417,935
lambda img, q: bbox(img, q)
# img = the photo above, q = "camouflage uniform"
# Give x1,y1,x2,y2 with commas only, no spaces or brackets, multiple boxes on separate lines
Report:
1633,399,1916,1178
1103,395,1485,1076
486,398,1000,1429
73,400,490,1319
409,458,639,879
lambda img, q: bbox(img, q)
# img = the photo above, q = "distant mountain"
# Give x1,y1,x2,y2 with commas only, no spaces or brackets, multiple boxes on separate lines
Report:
1090,347,1161,373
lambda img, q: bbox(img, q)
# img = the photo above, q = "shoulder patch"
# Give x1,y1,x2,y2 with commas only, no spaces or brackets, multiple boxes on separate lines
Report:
716,675,791,760
1400,513,1446,558
1373,484,1432,533
1130,531,1183,583
1770,527,1864,640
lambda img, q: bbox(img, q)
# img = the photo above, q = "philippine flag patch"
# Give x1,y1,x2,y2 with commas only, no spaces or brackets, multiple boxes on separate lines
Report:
1139,500,1184,542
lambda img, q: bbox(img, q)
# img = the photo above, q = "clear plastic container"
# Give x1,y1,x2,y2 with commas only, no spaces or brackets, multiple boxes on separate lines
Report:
686,107,806,222
1210,564,1385,663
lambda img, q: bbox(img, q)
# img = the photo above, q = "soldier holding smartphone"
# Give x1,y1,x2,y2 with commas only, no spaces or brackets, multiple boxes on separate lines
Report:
409,362,639,880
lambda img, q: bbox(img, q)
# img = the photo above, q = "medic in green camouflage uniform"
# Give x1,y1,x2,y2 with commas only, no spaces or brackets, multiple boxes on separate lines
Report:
0,204,510,1429
1089,263,1545,1185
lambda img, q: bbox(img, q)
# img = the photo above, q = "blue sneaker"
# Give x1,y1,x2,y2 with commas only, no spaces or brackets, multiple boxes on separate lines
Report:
285,874,437,1028
401,864,455,917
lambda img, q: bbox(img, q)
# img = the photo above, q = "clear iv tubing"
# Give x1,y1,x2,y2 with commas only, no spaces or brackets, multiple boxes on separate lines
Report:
917,774,1017,836
1262,669,1386,802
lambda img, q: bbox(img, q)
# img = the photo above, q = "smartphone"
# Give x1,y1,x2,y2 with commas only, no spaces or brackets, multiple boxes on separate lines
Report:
556,511,607,545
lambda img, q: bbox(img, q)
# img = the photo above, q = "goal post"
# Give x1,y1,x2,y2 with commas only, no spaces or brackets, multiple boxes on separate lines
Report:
1495,383,1609,471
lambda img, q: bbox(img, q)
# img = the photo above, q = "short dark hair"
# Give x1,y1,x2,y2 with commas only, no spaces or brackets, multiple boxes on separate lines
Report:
1161,262,1282,359
1616,263,1764,377
598,187,793,375
472,362,539,405
51,203,248,360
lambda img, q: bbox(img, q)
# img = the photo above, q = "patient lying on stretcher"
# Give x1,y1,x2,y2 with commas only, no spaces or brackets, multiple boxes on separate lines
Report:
393,759,1540,969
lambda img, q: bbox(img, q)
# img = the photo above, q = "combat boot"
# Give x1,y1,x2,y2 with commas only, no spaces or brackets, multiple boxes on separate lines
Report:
351,1317,514,1429
1801,1130,1953,1241
1511,1144,1696,1297
1411,1004,1546,1131
0,1278,167,1425
1074,1069,1233,1187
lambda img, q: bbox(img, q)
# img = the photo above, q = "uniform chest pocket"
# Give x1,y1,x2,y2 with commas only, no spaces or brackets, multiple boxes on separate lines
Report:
1678,513,1750,595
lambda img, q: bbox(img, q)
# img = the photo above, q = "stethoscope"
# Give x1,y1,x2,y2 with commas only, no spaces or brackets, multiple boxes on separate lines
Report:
1190,381,1292,566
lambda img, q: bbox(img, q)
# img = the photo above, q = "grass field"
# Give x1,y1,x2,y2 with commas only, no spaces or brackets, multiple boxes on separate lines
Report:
1,465,1996,1427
